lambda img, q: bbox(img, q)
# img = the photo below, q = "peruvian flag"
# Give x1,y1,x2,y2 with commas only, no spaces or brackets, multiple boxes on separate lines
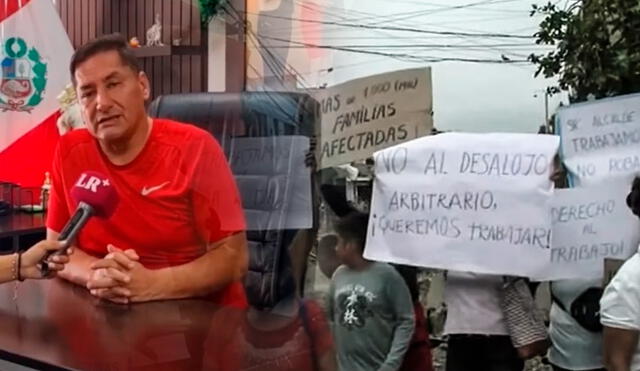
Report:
0,0,74,189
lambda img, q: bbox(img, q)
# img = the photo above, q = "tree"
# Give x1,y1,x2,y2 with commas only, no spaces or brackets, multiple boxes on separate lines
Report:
529,0,640,102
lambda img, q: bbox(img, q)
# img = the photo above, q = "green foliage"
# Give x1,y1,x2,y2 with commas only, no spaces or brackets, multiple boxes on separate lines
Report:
529,0,640,102
197,0,226,28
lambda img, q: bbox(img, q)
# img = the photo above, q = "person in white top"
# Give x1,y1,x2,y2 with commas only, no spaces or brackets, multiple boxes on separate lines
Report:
444,271,523,371
600,177,640,371
548,279,604,371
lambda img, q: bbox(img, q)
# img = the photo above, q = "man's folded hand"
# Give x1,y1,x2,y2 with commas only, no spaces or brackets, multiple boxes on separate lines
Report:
88,245,162,304
87,245,140,304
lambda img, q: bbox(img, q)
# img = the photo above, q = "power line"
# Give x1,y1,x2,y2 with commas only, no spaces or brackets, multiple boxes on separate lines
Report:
251,2,543,66
270,0,404,41
294,58,393,76
365,0,525,26
266,0,532,35
259,35,530,64
295,0,527,26
253,40,550,49
246,11,535,39
289,35,528,40
265,14,534,35
224,4,319,122
226,4,316,91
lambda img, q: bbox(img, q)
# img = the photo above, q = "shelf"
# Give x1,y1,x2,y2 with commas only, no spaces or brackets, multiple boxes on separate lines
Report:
130,45,172,58
130,45,205,58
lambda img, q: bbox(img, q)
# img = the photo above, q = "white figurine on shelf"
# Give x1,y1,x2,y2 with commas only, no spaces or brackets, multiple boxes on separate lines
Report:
146,13,164,47
56,84,84,135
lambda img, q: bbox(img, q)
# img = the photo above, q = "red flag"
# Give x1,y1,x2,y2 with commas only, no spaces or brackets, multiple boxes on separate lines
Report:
0,0,74,190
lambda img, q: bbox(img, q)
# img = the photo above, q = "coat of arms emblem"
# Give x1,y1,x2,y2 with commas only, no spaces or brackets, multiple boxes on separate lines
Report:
0,37,47,113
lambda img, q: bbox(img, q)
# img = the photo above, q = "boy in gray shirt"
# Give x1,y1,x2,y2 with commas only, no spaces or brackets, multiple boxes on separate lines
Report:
328,212,415,371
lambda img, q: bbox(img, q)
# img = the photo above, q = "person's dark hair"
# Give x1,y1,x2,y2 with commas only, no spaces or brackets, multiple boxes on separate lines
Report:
335,211,369,250
627,176,640,217
69,33,141,86
320,184,357,217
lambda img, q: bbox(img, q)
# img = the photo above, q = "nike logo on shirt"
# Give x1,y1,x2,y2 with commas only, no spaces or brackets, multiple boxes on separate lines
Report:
141,181,170,196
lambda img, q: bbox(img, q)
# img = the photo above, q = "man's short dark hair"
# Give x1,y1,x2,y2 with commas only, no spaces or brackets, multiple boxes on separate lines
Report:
70,33,141,86
335,211,370,250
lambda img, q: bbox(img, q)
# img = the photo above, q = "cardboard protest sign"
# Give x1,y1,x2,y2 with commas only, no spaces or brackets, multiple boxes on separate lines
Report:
228,136,312,230
532,182,640,281
315,68,432,169
364,132,559,277
557,93,640,186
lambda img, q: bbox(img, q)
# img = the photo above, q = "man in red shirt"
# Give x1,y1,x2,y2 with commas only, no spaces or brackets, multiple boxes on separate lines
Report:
46,34,248,307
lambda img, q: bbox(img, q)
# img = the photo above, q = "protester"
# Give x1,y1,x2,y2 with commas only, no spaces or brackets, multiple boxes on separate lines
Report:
0,240,69,283
548,279,605,371
46,34,248,306
444,272,523,371
600,176,640,371
329,211,415,371
394,265,434,371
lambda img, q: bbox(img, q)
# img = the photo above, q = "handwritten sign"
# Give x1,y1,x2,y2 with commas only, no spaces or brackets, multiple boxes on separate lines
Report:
364,133,559,277
314,68,433,169
227,136,312,231
557,93,640,185
532,182,640,280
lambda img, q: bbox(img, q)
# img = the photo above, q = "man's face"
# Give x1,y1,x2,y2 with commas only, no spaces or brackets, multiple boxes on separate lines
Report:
74,50,150,143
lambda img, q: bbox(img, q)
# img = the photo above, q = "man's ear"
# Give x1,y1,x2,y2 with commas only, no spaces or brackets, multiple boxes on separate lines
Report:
138,71,151,100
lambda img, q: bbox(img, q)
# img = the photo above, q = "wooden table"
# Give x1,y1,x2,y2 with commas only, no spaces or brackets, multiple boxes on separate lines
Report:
0,213,46,251
0,279,236,371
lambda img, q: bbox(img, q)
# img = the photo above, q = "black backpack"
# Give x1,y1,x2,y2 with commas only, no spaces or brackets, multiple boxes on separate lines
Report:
551,285,603,333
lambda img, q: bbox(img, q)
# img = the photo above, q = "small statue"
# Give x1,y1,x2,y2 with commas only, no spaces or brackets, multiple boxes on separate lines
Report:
56,84,84,135
146,14,164,47
129,37,141,48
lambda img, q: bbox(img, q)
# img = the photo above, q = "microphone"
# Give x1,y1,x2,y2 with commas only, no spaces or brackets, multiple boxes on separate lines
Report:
40,171,119,275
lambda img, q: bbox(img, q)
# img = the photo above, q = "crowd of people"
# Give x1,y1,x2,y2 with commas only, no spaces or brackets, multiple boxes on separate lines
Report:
4,33,640,371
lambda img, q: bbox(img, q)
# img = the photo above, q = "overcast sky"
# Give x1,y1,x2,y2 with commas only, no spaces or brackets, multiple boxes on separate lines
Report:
300,0,570,133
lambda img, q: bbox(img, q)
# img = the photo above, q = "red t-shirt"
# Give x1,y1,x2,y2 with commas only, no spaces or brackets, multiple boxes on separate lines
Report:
47,119,247,307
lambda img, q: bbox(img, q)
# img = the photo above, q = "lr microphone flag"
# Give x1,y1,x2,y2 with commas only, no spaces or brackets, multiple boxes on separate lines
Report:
0,0,74,189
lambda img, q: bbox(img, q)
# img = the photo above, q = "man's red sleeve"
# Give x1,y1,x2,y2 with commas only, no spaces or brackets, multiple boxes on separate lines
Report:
190,135,246,244
46,143,70,233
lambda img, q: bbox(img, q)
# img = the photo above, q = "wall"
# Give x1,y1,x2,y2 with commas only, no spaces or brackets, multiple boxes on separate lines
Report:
54,0,207,98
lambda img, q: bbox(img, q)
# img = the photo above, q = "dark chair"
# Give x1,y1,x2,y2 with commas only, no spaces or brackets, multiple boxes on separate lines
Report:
148,91,316,138
148,91,318,307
